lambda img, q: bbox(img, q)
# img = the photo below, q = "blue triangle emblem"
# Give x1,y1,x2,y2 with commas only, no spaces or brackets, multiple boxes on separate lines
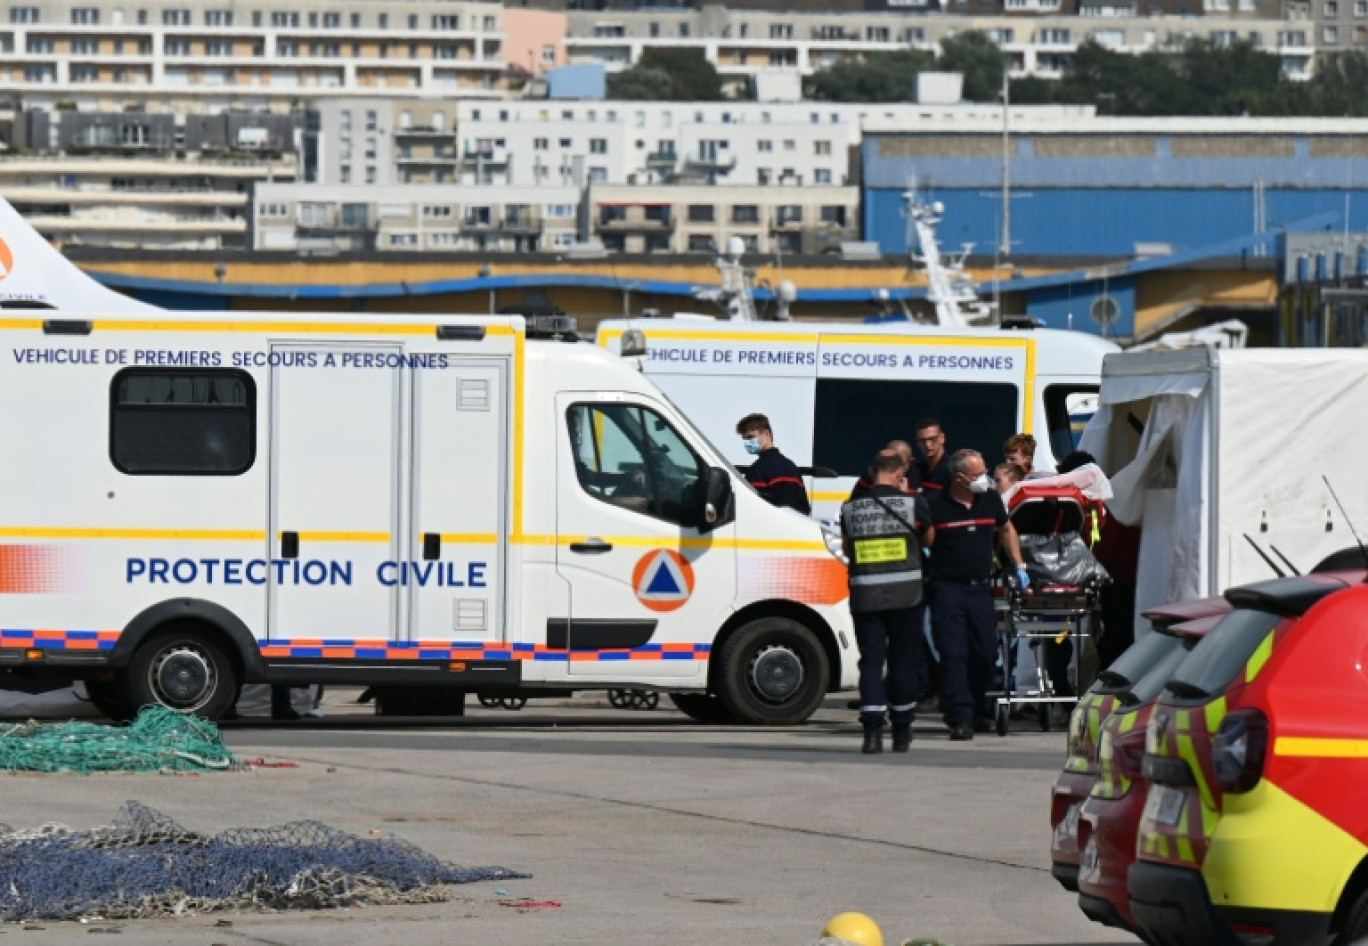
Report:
644,559,682,595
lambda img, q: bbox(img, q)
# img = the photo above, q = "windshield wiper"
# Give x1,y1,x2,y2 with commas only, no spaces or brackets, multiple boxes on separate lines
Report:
1164,680,1211,699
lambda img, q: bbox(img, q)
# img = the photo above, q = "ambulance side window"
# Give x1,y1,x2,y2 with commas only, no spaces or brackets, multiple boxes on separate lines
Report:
110,368,255,475
567,403,706,526
813,379,1018,476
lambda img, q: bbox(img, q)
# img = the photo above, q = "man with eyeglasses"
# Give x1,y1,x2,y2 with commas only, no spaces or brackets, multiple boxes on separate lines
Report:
914,418,953,493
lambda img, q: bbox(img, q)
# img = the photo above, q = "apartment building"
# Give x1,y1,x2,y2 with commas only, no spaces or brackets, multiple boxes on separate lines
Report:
305,96,1093,187
0,0,512,115
565,8,1311,83
587,182,859,255
1,152,295,248
252,183,582,253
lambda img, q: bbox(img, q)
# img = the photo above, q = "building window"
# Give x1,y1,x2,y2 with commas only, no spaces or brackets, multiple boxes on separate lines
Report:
71,7,99,24
339,166,351,184
559,137,572,148
687,204,714,222
757,140,773,153
389,233,419,247
205,9,232,25
757,168,771,185
814,140,831,156
433,14,461,29
71,64,99,82
814,169,833,184
165,39,190,55
1326,0,1339,14
678,22,689,36
206,40,232,55
650,22,659,36
323,11,340,27
259,202,289,219
590,138,607,154
110,370,256,476
71,38,98,53
687,235,714,252
271,11,298,27
534,137,548,150
820,205,846,225
366,166,377,184
483,14,496,29
866,26,889,41
732,205,759,224
365,110,378,132
1325,25,1340,41
770,24,791,38
10,6,38,22
163,8,189,24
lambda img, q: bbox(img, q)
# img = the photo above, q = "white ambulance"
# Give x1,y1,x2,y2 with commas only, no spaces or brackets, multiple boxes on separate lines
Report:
0,310,856,725
597,318,1117,519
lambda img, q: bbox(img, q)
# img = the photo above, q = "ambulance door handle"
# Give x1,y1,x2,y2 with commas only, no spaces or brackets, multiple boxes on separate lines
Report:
570,538,613,554
280,531,299,559
422,533,441,560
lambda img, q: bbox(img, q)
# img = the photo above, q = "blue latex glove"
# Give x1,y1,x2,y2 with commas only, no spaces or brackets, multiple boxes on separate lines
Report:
1016,567,1031,590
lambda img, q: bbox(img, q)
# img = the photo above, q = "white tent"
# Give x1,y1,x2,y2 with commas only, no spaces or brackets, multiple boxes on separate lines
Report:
1081,348,1368,628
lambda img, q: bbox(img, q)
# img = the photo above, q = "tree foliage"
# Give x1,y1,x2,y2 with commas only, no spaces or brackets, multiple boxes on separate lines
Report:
607,49,723,101
806,48,935,102
937,31,1006,102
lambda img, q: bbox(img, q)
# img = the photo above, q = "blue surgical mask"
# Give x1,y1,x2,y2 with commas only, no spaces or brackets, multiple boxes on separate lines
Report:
743,437,762,455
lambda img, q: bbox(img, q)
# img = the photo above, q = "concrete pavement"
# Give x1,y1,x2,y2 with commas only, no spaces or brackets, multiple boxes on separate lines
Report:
0,692,1140,945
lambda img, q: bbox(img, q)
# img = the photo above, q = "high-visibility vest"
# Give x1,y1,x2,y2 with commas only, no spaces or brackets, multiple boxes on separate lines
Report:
840,493,924,613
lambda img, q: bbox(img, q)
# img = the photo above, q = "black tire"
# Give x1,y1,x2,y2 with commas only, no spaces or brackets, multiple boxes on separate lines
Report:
668,692,736,724
715,617,829,725
1336,883,1368,945
996,702,1010,737
1040,702,1054,732
608,689,633,709
128,631,238,720
83,675,137,721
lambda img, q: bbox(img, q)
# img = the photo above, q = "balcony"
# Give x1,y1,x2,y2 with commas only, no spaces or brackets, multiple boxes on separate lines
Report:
596,205,675,232
395,125,456,139
463,146,510,164
499,209,543,234
645,151,677,168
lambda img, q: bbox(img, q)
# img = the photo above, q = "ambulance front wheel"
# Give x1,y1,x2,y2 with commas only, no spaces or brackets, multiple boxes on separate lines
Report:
715,617,829,726
1337,883,1368,944
128,630,238,720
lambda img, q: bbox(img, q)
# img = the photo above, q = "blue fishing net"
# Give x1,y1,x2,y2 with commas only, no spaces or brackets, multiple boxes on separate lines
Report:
0,802,529,921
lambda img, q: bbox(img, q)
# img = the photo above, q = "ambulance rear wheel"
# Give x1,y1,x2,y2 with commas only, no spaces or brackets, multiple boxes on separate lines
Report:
84,675,136,722
128,631,238,720
715,618,829,726
668,692,736,724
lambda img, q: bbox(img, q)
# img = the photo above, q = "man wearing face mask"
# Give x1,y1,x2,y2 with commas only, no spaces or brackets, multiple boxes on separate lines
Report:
735,413,810,515
924,448,1029,741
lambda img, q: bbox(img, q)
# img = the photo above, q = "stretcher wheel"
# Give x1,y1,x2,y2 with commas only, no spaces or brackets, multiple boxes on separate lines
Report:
608,689,634,709
499,696,527,711
478,694,501,708
1039,703,1053,732
638,691,659,710
996,703,1010,737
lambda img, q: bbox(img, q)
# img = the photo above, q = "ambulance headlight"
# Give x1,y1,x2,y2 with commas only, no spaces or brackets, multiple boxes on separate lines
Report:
619,329,647,358
820,521,847,564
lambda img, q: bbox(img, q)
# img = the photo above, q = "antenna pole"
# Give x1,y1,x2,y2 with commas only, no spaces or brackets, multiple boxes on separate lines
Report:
1000,67,1011,259
1322,475,1368,569
1243,534,1286,579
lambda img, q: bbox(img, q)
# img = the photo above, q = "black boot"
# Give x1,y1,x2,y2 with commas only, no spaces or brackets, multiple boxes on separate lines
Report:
861,721,884,754
891,723,912,752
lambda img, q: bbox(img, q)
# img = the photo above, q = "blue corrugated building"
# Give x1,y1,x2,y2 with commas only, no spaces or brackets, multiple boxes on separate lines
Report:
862,117,1368,259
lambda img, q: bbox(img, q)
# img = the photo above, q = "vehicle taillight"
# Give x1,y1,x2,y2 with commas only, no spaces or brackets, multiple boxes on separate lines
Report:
1213,708,1269,794
1114,728,1146,780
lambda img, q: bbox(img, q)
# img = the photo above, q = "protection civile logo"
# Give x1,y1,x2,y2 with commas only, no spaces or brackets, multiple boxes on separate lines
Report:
632,549,695,612
0,236,12,282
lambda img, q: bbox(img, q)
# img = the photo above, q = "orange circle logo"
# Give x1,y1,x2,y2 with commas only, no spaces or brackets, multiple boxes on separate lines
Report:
631,549,695,612
0,236,12,282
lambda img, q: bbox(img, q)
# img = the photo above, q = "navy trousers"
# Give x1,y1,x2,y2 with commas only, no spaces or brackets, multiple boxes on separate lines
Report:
930,581,998,727
853,606,921,726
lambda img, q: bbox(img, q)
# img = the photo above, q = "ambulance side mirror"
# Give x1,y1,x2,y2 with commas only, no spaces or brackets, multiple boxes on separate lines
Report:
700,467,734,533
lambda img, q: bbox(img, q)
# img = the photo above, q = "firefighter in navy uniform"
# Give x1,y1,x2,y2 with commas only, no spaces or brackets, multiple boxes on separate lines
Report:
840,450,933,754
735,412,811,515
925,448,1029,741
